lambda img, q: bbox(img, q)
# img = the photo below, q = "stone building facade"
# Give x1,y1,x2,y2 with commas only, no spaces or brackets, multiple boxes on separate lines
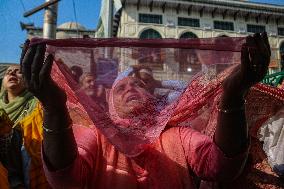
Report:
99,0,284,81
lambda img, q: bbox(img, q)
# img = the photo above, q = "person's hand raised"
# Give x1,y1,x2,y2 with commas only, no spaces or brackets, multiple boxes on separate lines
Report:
223,32,271,98
21,40,67,111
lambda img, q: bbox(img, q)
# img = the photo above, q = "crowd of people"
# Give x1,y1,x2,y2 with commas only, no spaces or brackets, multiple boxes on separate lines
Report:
0,33,282,189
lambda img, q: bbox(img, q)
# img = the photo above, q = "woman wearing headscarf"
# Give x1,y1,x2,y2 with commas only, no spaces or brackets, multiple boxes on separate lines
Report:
115,65,187,104
0,65,50,188
21,33,270,189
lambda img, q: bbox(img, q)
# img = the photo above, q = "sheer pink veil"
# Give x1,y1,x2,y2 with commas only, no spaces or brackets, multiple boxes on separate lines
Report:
29,37,284,156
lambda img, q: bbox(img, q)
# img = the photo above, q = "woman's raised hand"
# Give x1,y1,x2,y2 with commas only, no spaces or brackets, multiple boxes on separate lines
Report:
21,40,67,110
223,32,271,98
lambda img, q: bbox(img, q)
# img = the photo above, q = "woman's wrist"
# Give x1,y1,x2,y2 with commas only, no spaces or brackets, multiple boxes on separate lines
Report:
43,105,72,130
220,91,245,110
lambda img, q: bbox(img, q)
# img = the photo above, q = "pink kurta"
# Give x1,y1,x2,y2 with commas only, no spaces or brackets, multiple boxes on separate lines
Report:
42,125,248,189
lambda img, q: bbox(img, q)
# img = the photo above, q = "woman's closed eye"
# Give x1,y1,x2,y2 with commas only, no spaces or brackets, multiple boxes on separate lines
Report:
114,84,125,94
5,68,21,75
132,80,145,88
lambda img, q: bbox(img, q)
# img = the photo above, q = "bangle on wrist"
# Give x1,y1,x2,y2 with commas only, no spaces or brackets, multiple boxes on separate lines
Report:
42,105,73,134
42,124,72,134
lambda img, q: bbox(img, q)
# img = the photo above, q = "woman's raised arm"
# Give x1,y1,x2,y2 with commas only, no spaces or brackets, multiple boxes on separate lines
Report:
21,41,77,170
215,32,271,157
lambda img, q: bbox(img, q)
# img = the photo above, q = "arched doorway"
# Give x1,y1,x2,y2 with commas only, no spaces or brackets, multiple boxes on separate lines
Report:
178,32,199,73
180,32,198,39
137,29,163,69
218,34,228,37
139,29,162,39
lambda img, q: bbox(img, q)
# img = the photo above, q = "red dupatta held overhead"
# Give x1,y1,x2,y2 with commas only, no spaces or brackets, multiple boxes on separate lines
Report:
29,37,283,154
31,37,284,188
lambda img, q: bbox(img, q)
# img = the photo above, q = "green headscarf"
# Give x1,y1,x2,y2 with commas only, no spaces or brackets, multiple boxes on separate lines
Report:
0,89,37,124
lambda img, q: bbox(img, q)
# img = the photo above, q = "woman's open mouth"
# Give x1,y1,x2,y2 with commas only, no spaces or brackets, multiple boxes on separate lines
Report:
8,77,18,83
125,94,141,103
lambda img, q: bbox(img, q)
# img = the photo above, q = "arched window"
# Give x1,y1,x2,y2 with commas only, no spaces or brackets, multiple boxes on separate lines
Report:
280,42,284,71
180,32,198,39
134,29,163,69
219,35,228,37
139,29,162,39
178,32,199,73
